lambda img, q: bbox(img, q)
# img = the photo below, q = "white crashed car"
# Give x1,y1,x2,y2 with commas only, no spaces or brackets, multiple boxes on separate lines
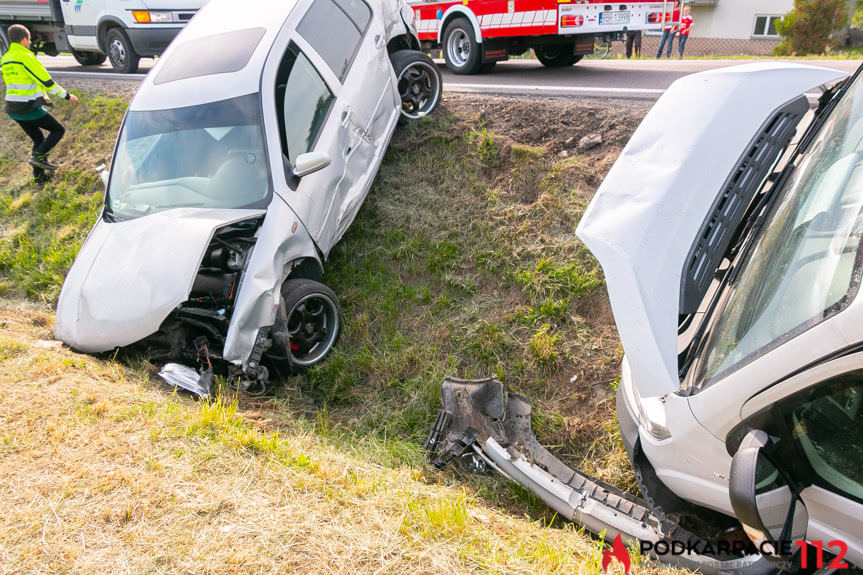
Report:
55,0,441,396
578,63,863,567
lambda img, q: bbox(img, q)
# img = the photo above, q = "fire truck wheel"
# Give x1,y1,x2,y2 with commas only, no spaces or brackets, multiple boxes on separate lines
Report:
535,44,579,67
391,50,442,119
443,18,482,74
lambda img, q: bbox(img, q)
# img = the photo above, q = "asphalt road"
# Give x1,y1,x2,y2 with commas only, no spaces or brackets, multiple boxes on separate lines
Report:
43,54,862,100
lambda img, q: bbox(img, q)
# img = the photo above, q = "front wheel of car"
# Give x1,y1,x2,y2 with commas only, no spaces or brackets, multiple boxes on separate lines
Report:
271,279,341,372
391,50,442,120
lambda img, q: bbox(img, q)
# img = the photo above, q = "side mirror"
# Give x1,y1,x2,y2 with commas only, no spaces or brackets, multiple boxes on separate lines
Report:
729,430,808,557
96,163,109,187
293,151,331,178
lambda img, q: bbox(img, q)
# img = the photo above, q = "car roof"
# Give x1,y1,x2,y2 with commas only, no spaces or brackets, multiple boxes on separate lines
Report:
131,0,301,111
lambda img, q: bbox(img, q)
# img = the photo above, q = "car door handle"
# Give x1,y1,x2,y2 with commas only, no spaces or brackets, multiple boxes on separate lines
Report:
374,34,384,49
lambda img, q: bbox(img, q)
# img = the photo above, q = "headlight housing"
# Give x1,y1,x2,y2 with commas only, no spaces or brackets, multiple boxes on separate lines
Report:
132,10,174,23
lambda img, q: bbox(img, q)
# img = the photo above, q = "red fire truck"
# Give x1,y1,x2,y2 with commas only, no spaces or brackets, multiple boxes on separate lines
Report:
408,0,670,74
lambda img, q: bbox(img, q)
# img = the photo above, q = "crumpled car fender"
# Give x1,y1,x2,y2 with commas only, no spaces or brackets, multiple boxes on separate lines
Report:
222,197,321,370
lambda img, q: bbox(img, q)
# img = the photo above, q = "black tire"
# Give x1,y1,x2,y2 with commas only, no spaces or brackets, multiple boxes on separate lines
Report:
442,18,482,75
73,51,107,66
535,44,579,67
270,279,341,373
105,28,140,73
390,50,442,120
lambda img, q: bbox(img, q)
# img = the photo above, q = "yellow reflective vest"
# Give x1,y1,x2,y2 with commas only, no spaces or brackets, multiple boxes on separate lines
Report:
1,42,68,116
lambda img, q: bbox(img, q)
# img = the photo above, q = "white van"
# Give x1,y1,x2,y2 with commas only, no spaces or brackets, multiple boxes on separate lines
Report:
0,0,205,72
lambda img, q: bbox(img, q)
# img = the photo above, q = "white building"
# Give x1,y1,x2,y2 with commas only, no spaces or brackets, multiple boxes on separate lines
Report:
688,0,793,40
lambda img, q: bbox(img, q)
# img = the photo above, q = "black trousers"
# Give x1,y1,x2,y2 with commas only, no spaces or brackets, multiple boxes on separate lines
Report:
14,112,66,178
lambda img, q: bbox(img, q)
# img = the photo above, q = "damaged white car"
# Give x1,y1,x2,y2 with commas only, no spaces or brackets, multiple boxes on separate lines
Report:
54,0,441,396
428,62,863,572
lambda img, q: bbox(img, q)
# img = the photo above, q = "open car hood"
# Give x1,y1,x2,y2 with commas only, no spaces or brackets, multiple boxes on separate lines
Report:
576,63,847,397
55,208,263,353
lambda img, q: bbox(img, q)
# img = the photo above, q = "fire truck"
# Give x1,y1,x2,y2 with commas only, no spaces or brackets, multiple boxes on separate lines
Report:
408,0,670,74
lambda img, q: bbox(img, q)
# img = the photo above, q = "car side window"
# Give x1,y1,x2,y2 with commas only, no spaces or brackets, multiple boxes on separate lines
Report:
297,0,371,81
776,373,863,503
275,44,335,166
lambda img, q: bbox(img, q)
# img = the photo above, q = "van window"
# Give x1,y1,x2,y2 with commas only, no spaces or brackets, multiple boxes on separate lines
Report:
275,45,334,166
298,0,371,80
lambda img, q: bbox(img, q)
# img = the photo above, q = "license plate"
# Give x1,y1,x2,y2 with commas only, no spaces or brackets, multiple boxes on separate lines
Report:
599,11,630,25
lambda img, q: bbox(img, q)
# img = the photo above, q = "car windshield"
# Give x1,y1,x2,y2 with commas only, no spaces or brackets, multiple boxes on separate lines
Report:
106,94,271,219
698,72,863,385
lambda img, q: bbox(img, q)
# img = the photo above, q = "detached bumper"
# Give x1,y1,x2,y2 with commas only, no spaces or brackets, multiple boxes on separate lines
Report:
426,377,771,574
126,27,183,56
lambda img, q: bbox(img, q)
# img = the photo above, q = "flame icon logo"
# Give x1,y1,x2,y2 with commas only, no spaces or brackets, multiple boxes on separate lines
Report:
602,534,631,573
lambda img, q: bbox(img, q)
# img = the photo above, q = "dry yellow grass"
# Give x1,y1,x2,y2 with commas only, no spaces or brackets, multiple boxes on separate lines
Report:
0,301,686,574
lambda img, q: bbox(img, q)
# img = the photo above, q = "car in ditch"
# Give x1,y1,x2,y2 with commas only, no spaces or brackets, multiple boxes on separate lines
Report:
428,62,863,572
54,0,442,397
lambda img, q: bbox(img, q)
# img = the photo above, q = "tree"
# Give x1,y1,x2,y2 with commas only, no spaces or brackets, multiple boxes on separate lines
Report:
774,0,849,55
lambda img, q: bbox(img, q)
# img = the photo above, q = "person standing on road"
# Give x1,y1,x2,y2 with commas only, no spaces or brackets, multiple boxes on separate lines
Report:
1,24,78,184
655,1,680,59
677,5,693,59
625,29,642,58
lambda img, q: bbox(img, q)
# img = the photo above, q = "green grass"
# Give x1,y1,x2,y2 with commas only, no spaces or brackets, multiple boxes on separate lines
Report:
0,93,121,300
0,92,632,525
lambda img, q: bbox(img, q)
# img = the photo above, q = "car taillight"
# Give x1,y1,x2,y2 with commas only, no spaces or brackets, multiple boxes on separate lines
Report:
647,12,663,23
561,15,584,27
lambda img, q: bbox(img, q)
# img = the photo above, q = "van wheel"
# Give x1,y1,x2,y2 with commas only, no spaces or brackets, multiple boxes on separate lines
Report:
271,279,341,373
443,17,482,74
535,44,580,67
391,50,442,120
106,28,140,73
73,51,107,66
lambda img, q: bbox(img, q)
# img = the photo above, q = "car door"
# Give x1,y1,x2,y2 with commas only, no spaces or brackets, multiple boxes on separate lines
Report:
295,0,398,253
738,369,863,566
61,0,106,51
267,37,347,248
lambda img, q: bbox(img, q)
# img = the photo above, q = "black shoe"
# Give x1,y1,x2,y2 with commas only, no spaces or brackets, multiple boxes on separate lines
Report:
29,155,58,171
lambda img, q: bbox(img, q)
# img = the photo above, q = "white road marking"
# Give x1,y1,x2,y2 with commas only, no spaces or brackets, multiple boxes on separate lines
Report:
444,82,666,95
51,70,145,81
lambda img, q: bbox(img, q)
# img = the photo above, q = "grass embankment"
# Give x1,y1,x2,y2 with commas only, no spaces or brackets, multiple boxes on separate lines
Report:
0,91,675,573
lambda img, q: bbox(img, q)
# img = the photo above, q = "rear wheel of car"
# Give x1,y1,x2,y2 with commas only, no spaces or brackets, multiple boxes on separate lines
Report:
105,28,140,73
73,51,107,66
535,44,580,67
391,50,442,120
271,279,341,372
443,18,482,75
